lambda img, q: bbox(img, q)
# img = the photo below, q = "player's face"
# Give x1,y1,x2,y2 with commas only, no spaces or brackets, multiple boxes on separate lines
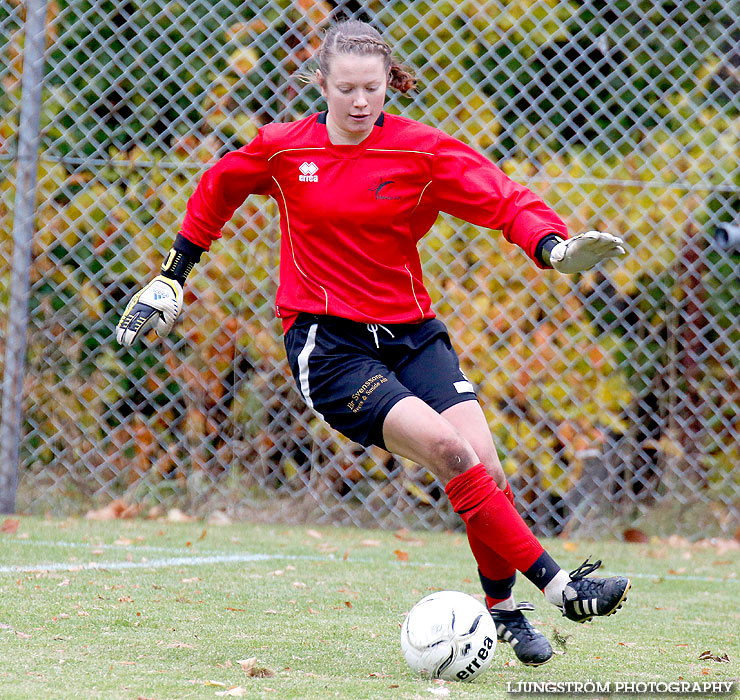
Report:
320,53,388,145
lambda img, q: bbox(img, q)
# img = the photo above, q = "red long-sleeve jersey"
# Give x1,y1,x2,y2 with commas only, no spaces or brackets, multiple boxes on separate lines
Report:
180,111,568,331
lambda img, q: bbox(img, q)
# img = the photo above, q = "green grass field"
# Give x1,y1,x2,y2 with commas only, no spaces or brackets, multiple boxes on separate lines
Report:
1,516,738,699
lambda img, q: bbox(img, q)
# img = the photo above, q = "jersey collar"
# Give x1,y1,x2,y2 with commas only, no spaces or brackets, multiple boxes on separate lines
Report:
316,111,385,157
317,111,385,127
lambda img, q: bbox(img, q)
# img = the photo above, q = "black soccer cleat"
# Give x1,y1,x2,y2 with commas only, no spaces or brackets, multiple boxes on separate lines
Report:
561,558,631,624
491,602,553,666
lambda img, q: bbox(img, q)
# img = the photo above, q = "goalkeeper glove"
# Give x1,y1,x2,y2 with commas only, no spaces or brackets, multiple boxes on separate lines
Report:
115,235,205,346
546,231,626,274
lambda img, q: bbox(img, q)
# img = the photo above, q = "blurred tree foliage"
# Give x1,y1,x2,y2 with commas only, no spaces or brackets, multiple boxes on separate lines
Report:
0,0,738,526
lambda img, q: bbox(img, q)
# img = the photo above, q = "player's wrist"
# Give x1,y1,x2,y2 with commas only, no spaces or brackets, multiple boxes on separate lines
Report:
161,233,206,285
534,234,565,268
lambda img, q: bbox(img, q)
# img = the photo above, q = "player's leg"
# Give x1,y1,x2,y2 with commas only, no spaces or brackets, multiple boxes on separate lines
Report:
439,401,552,665
383,395,519,606
389,339,553,663
390,320,630,627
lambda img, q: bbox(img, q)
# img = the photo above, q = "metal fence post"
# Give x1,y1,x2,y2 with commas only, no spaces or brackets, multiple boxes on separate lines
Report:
0,0,48,514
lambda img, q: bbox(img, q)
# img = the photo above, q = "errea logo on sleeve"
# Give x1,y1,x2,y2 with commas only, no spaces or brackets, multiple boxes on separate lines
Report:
299,161,319,182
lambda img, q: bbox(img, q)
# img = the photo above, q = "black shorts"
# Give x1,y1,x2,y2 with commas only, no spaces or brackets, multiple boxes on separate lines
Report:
284,314,477,449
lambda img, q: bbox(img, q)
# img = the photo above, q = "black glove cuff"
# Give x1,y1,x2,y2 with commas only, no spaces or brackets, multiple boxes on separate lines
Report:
161,233,206,284
534,234,564,268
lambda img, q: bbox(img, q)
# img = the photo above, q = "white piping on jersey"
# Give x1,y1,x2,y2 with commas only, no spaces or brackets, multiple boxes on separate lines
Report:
404,263,425,320
366,323,395,349
413,180,433,212
271,176,329,314
297,323,324,420
267,147,326,162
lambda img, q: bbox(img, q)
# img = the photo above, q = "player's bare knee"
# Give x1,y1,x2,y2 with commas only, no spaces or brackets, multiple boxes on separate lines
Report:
429,435,475,477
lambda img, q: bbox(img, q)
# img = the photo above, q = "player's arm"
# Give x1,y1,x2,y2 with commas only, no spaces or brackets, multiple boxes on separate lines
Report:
115,130,273,346
430,133,625,273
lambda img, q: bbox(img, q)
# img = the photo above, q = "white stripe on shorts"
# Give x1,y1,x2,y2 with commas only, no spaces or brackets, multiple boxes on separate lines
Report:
454,380,475,394
297,323,324,420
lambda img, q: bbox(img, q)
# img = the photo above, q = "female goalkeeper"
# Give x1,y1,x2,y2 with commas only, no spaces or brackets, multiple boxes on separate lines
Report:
116,19,629,667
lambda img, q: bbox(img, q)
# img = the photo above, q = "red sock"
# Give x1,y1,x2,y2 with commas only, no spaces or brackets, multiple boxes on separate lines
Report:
467,480,517,606
445,464,544,573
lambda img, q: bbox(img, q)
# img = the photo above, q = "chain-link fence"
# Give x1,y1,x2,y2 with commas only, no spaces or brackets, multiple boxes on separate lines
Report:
1,0,739,537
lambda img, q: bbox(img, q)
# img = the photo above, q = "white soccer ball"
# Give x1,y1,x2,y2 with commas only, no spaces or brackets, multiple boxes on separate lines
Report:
400,590,497,682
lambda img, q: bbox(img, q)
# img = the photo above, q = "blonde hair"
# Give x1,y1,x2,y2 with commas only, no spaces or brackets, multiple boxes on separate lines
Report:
304,19,417,94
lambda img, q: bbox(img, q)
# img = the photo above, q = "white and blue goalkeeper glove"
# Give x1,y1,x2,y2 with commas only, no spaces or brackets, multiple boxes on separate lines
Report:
115,236,205,346
548,231,626,274
116,275,184,346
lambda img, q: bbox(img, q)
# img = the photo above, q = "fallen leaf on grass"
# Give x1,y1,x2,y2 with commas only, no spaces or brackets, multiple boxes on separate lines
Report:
167,641,194,648
360,539,380,547
226,607,246,612
215,687,246,697
306,529,322,539
698,650,730,663
552,627,571,650
237,657,275,677
114,537,133,546
623,528,649,543
562,540,578,552
394,529,424,545
85,500,140,520
394,549,409,562
618,642,636,647
1,518,20,534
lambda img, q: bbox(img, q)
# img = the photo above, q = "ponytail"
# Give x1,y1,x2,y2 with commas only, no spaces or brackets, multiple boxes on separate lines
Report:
389,61,417,94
